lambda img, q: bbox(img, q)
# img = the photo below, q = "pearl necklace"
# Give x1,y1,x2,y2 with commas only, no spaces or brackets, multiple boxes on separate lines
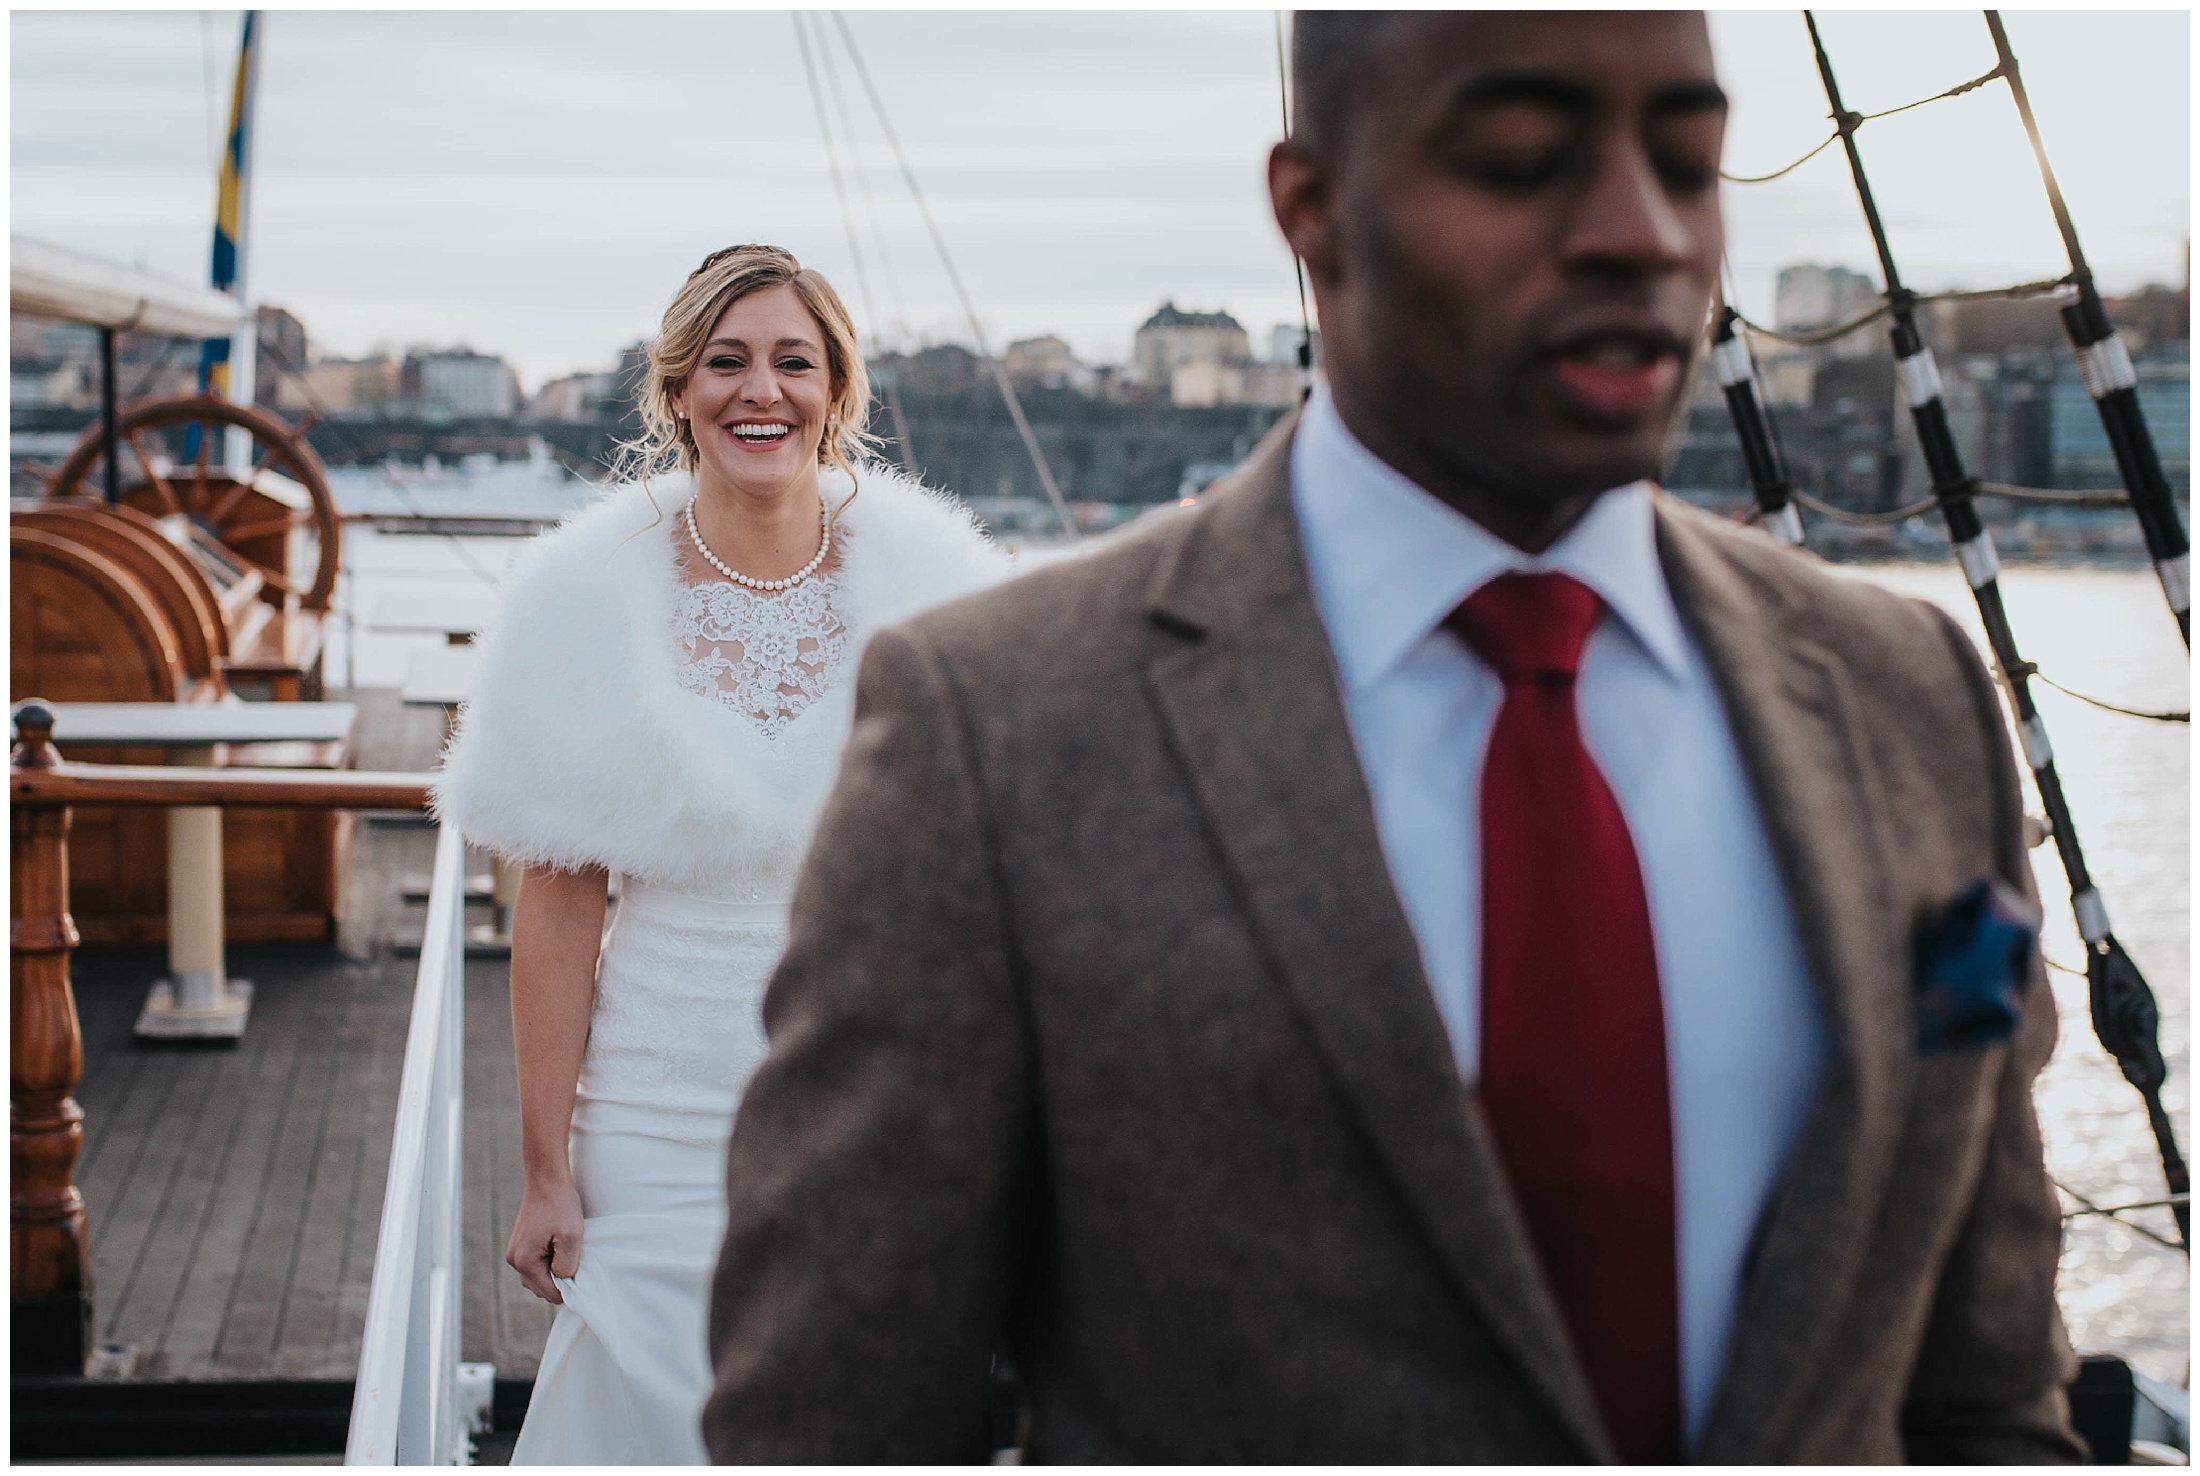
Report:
684,496,831,593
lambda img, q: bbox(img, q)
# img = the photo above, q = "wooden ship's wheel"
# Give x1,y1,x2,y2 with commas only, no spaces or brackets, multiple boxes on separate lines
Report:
43,393,340,614
14,393,355,947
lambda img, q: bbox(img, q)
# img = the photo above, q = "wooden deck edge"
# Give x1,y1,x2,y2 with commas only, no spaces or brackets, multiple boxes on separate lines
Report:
9,1376,535,1461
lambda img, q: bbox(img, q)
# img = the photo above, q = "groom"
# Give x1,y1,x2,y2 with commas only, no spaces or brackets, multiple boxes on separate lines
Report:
705,11,2080,1462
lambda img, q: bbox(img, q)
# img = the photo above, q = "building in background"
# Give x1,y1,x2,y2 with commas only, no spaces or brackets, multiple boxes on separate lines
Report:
404,348,520,421
1775,263,1878,354
1003,335,1093,394
871,343,984,397
1168,357,1302,410
273,353,401,417
253,306,309,404
1133,303,1250,395
526,370,618,423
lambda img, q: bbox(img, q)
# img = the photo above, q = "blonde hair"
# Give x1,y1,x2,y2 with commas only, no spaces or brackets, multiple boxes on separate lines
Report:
620,244,876,484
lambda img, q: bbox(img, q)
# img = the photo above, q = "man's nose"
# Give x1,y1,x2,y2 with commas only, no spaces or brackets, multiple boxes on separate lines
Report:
1561,136,1697,278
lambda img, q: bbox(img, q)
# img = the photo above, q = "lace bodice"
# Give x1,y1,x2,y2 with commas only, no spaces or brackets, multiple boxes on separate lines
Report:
671,570,851,740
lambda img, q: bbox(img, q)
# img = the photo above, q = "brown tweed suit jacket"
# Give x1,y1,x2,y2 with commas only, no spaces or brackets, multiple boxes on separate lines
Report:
703,421,2082,1463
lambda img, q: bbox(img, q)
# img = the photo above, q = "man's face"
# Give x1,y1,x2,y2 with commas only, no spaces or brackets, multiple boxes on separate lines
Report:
1274,12,1727,515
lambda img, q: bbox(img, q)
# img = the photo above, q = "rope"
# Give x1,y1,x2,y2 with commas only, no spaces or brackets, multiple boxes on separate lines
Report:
2053,1175,2187,1251
1792,483,2138,526
2028,669,2189,723
1274,12,1315,400
1790,488,1938,526
791,13,882,338
828,10,1080,539
1975,482,2129,509
816,16,916,351
1722,131,1840,185
1722,62,2007,185
1727,275,2071,349
1729,302,1889,347
254,336,508,590
127,335,188,400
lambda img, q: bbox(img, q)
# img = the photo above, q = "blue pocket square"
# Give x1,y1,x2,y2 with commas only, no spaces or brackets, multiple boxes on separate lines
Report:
1914,877,2037,1053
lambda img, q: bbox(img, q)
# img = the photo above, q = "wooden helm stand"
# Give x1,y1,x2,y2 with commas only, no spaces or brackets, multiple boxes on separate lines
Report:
12,396,358,1038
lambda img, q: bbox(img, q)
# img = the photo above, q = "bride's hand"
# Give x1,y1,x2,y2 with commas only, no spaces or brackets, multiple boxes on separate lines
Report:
508,1176,584,1304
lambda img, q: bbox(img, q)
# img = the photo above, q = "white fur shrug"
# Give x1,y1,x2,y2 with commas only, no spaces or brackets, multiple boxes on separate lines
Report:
432,464,1010,892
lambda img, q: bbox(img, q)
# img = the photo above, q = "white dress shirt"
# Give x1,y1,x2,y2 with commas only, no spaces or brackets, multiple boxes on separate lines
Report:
1289,387,1827,1448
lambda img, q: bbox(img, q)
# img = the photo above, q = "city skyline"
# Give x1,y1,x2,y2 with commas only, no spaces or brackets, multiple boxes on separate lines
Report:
11,10,2190,390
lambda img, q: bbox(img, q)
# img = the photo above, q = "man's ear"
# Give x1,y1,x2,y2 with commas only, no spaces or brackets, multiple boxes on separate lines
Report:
1268,139,1339,283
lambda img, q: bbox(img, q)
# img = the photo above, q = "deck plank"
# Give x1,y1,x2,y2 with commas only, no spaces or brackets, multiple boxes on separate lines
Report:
110,1021,263,1373
152,975,316,1376
209,971,346,1375
271,960,394,1376
93,1034,227,1352
59,686,552,1390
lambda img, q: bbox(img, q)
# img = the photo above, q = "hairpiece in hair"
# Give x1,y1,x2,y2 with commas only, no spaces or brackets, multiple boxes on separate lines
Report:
689,243,792,280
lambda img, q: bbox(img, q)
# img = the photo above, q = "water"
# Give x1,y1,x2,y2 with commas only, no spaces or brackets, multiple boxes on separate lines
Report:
339,522,2189,1383
1840,563,2189,1385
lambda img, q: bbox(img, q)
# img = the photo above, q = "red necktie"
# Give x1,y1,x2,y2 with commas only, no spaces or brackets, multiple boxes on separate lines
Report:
1448,572,1681,1464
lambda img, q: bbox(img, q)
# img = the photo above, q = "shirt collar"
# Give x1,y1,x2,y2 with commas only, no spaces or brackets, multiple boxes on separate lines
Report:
1290,385,1691,693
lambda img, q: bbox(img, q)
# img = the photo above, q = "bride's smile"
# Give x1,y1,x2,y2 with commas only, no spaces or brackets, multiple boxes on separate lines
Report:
673,283,833,506
435,244,1008,1465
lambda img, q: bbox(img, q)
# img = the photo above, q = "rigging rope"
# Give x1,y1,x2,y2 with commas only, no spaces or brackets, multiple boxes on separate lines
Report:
2052,1175,2187,1251
1721,61,2006,185
1726,274,2075,348
791,12,882,340
253,335,507,591
1784,483,2132,526
2027,669,2189,724
828,10,1080,539
810,15,922,469
1274,12,1315,401
816,16,916,350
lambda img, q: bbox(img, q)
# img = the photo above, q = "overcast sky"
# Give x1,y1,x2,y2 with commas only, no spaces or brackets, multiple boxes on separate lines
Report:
11,9,2190,390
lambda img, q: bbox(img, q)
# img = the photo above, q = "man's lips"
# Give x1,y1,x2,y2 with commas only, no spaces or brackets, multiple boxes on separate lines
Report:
1545,332,1684,421
1550,354,1680,420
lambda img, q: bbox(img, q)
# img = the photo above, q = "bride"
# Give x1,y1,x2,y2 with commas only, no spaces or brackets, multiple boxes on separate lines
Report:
435,244,1008,1463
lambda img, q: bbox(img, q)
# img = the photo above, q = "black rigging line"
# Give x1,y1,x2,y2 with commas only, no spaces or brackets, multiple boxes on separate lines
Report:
1983,10,2190,647
1807,10,2186,1250
828,10,1079,538
1274,12,1314,401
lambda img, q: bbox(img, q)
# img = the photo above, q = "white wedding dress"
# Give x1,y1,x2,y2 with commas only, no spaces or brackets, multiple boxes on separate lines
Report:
509,569,854,1465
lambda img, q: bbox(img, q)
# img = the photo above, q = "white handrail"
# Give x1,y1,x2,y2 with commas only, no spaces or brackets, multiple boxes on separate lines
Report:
346,823,476,1464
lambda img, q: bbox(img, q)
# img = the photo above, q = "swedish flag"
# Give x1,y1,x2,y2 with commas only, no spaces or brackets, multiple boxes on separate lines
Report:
198,11,260,402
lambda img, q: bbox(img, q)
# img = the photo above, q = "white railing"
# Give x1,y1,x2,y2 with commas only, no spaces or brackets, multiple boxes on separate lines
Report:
347,823,491,1463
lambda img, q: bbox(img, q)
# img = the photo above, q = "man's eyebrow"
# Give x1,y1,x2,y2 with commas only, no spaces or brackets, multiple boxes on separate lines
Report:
1451,71,1595,114
1446,72,1731,117
1648,80,1729,115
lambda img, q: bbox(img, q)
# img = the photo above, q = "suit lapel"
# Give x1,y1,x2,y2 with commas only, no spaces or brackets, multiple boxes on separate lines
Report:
1654,504,1916,1463
1139,426,1611,1461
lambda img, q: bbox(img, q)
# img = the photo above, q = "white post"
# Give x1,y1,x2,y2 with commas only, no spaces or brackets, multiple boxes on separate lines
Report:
136,743,252,1039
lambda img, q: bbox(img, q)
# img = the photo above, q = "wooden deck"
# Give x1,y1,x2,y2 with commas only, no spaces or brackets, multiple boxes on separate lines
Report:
64,686,553,1389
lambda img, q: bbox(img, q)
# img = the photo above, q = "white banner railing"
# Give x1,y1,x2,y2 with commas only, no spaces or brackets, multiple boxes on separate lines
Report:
346,823,486,1463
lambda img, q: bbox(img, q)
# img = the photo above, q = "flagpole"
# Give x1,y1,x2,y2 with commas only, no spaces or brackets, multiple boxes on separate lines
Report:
199,11,263,473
